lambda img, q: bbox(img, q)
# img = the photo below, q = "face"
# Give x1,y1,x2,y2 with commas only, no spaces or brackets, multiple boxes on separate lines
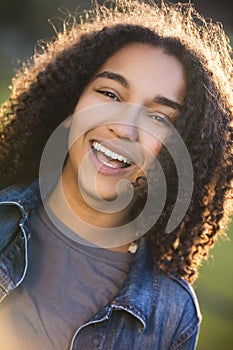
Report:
64,43,186,209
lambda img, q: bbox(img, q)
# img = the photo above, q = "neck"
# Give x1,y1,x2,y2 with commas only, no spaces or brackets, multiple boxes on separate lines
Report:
46,164,138,252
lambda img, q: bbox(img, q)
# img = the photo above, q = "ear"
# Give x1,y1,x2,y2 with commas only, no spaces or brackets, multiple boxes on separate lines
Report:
63,115,73,128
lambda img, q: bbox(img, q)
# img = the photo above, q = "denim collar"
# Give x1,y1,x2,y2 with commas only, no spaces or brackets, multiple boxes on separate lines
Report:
111,237,158,330
0,181,41,220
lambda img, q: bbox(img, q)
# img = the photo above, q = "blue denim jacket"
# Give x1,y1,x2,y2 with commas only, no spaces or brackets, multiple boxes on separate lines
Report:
0,182,201,349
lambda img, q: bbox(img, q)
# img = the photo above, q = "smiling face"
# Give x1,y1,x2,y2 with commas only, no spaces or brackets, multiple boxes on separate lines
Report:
63,43,186,216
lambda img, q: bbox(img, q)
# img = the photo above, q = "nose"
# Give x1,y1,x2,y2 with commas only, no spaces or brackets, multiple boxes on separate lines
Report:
108,104,142,141
108,123,138,141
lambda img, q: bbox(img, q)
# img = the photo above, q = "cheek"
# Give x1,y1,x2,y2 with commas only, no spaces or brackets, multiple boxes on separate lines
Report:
142,125,173,162
73,89,102,114
74,96,92,113
68,141,82,170
140,132,163,161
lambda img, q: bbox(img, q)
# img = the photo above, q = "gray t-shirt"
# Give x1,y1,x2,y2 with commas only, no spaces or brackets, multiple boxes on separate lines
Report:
0,204,134,350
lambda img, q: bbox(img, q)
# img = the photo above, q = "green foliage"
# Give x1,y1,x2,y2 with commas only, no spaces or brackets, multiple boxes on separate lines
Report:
0,80,11,105
196,221,233,350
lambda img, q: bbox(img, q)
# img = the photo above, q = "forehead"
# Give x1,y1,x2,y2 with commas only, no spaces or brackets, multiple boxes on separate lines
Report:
96,43,186,103
99,43,184,74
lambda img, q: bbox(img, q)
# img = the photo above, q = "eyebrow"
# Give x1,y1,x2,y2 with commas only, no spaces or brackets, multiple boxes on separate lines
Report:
153,96,182,111
95,70,182,111
95,71,129,88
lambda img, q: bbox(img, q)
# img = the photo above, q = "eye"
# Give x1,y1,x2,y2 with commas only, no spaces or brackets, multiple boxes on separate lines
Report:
147,113,171,127
96,90,120,101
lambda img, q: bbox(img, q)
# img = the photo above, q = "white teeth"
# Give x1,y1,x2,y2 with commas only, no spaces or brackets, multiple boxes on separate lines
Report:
92,141,131,164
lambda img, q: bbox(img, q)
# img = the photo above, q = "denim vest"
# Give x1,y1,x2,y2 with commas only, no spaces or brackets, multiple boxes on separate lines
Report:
0,182,201,349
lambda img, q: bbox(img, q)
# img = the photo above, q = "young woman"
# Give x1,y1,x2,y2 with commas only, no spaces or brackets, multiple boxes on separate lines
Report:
0,1,232,349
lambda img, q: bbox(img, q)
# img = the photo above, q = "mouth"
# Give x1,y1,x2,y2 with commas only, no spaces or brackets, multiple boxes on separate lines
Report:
92,140,132,170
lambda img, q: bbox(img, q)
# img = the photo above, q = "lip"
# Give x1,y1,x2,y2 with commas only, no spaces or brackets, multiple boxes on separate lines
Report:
88,139,138,176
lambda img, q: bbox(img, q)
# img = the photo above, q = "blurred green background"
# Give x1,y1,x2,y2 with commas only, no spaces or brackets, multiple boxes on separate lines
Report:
1,1,232,349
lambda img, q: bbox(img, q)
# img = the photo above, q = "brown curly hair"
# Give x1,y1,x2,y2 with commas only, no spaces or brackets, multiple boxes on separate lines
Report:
0,0,232,283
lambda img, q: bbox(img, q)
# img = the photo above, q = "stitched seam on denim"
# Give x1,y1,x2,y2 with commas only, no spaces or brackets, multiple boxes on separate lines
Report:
169,274,202,323
0,263,15,295
69,308,112,350
152,264,161,307
0,284,9,302
0,232,26,289
111,302,146,328
170,321,198,349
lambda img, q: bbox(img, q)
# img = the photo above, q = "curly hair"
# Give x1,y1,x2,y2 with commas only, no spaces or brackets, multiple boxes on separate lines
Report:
0,0,232,283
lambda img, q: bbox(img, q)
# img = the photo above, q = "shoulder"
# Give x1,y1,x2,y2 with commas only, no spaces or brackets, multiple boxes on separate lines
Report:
0,182,40,251
157,270,201,319
155,269,201,323
0,181,40,206
152,268,201,348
